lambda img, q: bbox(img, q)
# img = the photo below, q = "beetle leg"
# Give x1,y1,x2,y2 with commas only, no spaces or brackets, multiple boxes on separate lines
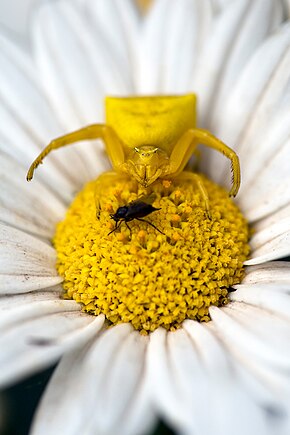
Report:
27,124,126,181
108,219,123,236
175,171,211,218
136,218,164,235
125,221,132,233
168,128,240,197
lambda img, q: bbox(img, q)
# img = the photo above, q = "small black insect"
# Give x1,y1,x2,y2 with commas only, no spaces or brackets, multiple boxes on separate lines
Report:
109,194,164,235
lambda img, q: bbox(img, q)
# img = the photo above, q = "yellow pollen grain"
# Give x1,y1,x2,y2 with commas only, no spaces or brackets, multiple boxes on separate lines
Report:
54,172,250,333
162,180,171,188
171,214,181,223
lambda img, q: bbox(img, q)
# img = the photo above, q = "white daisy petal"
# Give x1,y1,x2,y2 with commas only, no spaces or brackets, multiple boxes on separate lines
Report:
242,262,290,285
33,0,131,120
208,305,290,426
245,230,290,265
83,0,140,85
213,22,290,187
0,290,62,310
238,101,290,190
183,320,269,435
243,179,290,223
91,329,152,435
210,304,290,369
31,344,91,435
240,137,290,220
146,328,190,430
0,223,62,294
33,1,120,182
165,327,211,434
138,0,212,94
0,33,86,200
0,299,79,330
0,153,66,238
206,321,290,435
31,324,153,435
214,10,290,146
253,204,290,232
193,0,283,128
0,276,62,295
250,217,290,251
135,0,171,93
230,284,290,320
0,313,104,389
160,0,212,93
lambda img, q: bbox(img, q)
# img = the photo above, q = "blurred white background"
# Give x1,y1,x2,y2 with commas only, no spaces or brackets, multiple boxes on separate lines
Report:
0,0,35,42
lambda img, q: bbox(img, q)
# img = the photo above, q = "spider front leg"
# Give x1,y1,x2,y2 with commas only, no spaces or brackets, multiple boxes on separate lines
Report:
26,124,126,181
175,171,211,218
168,128,241,197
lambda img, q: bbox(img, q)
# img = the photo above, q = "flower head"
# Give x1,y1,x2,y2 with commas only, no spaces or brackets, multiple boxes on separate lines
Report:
1,1,290,434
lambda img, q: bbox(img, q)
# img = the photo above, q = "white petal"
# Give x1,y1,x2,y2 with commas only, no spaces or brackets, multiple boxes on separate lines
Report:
231,284,290,320
146,328,190,431
33,1,131,123
31,324,154,435
166,327,212,433
0,153,66,238
238,101,290,192
33,1,117,182
193,0,283,128
160,0,212,93
0,223,62,293
0,34,85,200
0,299,79,330
0,289,62,310
213,23,290,188
135,0,171,93
83,0,140,85
91,330,152,435
209,303,290,421
245,230,290,265
210,304,290,369
243,179,290,223
242,262,290,285
0,312,104,388
0,275,62,295
218,22,290,145
250,217,290,251
183,320,269,435
240,136,290,221
253,204,290,233
204,321,290,435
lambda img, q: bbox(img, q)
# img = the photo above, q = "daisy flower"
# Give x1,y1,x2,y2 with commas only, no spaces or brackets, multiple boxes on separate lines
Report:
1,0,290,434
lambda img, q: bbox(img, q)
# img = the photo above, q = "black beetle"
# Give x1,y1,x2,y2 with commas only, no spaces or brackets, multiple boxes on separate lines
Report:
109,194,163,235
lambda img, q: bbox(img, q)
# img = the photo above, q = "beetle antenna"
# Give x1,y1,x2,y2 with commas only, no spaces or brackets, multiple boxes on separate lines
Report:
136,218,164,235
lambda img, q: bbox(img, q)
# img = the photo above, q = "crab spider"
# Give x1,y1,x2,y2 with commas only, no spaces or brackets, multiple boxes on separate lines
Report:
27,94,240,208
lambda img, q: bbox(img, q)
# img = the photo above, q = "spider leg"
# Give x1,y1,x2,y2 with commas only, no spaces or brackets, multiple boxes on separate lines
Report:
168,128,240,197
175,171,211,218
136,218,164,235
27,124,126,181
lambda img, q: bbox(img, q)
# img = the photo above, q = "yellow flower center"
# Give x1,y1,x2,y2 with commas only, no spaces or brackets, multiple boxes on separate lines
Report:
54,172,250,334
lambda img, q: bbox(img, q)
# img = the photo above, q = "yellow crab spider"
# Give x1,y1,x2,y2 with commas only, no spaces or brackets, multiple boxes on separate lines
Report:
27,94,240,203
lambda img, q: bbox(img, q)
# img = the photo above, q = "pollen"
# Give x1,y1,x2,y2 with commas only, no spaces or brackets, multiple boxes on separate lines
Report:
53,172,250,334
